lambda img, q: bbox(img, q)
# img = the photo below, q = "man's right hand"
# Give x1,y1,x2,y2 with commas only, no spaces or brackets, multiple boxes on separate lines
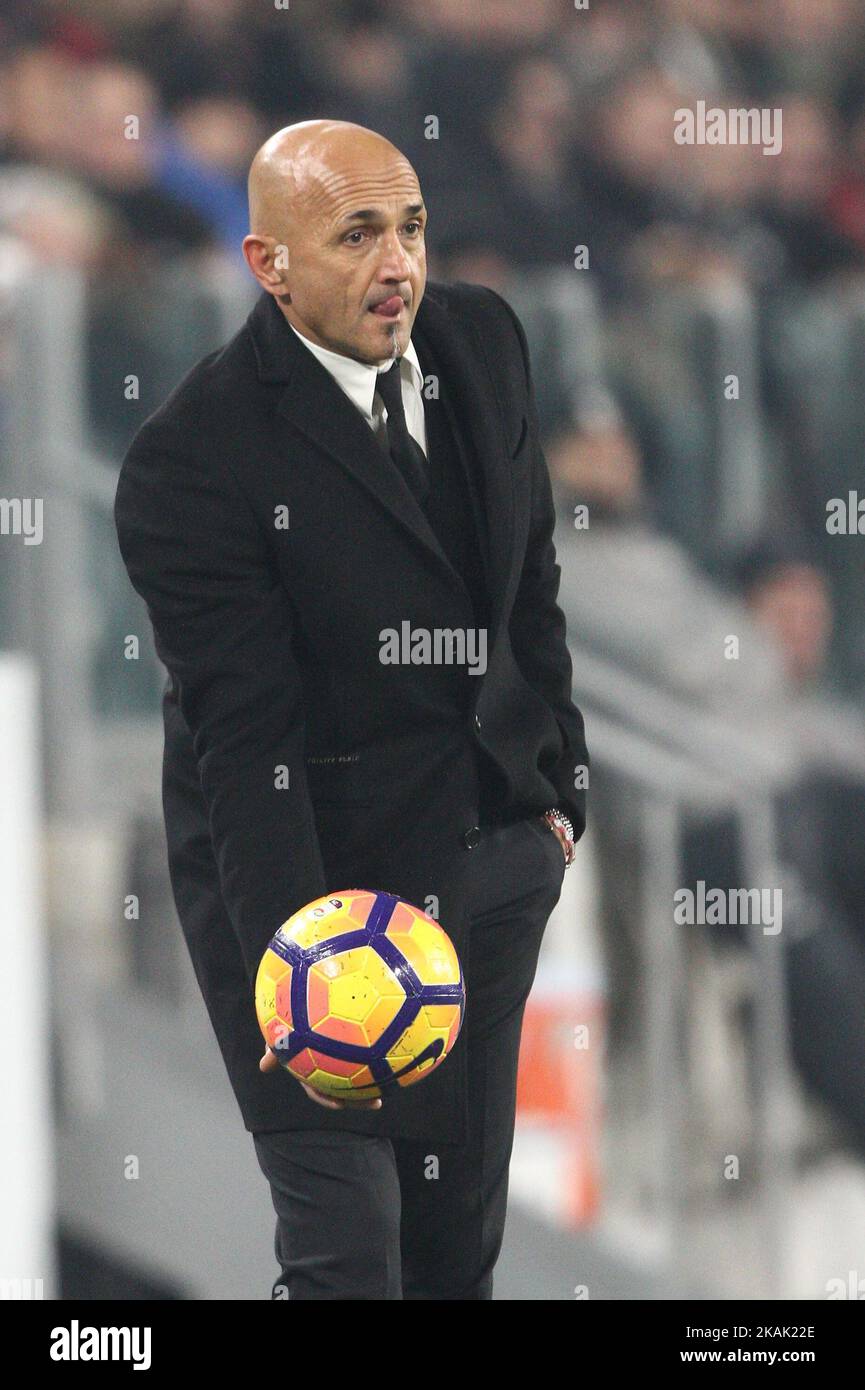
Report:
259,1045,382,1110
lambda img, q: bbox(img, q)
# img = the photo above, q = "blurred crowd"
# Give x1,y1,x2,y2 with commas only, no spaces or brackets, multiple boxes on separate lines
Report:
3,0,865,692
5,0,865,283
4,0,865,1155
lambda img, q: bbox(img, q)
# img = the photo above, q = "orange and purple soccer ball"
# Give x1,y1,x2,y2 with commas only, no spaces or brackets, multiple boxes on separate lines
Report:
255,890,465,1103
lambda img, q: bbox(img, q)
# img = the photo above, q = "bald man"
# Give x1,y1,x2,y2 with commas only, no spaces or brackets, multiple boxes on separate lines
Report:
115,119,588,1300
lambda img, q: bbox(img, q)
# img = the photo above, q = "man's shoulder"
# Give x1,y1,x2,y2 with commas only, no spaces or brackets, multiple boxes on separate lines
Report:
421,279,530,416
121,309,261,463
423,277,522,338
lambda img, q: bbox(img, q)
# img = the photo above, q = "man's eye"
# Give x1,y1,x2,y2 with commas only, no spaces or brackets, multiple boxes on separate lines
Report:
344,224,423,244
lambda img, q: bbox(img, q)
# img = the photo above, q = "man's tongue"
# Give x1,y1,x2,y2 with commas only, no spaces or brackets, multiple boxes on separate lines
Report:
372,296,403,316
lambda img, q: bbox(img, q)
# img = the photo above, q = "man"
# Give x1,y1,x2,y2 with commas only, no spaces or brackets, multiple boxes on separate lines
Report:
114,119,589,1299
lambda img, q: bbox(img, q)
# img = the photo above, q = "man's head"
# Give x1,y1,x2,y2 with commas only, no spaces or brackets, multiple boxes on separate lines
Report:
243,119,426,364
735,533,832,689
745,563,832,689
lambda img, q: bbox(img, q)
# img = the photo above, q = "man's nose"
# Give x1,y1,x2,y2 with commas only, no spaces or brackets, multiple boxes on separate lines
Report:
376,229,412,280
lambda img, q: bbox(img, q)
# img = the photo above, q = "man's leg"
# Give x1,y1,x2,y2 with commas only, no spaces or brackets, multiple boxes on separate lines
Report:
252,1129,403,1299
392,816,566,1299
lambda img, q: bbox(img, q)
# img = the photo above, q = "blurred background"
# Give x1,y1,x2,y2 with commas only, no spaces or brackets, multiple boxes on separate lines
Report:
3,0,865,1300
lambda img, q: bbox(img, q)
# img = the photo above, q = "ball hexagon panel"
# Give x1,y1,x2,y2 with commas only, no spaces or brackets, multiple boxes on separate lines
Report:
386,911,461,987
306,945,406,1050
283,891,376,952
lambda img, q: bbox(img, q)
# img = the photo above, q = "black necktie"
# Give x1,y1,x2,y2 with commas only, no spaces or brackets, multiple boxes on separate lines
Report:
375,359,429,506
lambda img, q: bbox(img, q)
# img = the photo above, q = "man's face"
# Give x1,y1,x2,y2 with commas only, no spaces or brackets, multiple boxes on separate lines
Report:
277,155,427,364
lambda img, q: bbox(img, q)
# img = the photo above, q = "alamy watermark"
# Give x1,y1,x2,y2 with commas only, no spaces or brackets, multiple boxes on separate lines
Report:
674,101,782,156
674,880,782,935
0,1276,44,1299
379,623,487,675
827,491,865,533
50,1321,151,1370
0,497,43,544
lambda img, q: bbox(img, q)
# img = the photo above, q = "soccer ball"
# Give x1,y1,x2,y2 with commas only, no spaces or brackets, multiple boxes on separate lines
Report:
255,889,465,1102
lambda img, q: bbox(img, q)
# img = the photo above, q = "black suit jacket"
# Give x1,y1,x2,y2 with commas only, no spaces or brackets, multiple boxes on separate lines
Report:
114,280,589,1143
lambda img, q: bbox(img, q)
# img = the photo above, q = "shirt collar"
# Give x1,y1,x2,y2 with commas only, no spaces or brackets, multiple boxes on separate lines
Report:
287,321,424,427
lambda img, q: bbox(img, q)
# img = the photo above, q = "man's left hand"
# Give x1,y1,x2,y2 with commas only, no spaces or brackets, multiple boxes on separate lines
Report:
549,821,569,863
540,813,570,864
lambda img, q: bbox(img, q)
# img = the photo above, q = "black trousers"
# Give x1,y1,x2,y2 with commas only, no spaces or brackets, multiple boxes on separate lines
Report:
252,815,567,1299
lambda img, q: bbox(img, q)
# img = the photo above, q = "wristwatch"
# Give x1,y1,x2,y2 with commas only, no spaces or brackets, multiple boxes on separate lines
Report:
542,807,577,867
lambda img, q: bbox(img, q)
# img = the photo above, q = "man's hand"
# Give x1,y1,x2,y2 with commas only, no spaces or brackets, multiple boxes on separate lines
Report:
549,821,570,863
259,1045,382,1110
538,814,569,864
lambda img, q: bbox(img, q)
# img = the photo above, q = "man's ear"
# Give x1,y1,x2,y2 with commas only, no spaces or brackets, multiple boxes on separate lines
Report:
241,234,292,300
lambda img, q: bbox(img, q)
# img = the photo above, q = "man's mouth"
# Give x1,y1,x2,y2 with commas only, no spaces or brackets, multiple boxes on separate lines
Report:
369,295,405,319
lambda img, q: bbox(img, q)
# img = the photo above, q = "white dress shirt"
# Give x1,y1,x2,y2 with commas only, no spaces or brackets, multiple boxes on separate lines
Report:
287,321,428,456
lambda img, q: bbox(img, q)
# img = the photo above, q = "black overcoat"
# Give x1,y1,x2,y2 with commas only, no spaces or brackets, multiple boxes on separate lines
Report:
114,279,589,1143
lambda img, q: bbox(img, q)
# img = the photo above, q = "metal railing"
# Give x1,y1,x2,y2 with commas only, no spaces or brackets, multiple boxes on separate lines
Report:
573,668,801,1296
